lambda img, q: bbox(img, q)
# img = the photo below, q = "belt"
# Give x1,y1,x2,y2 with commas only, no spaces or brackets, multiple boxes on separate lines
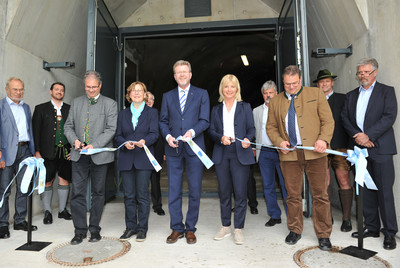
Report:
18,141,29,146
261,146,276,151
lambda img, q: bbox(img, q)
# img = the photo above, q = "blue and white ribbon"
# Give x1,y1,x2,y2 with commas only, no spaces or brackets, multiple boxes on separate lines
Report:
176,136,214,169
346,146,377,194
237,138,377,193
81,141,161,172
0,157,46,208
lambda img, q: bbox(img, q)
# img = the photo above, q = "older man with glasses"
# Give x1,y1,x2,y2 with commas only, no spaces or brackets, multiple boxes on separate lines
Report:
342,58,398,250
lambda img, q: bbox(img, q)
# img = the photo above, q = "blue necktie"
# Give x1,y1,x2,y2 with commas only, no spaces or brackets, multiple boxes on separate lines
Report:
288,94,297,147
180,90,187,112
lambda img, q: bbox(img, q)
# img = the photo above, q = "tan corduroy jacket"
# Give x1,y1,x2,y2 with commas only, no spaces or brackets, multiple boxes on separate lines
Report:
266,86,334,161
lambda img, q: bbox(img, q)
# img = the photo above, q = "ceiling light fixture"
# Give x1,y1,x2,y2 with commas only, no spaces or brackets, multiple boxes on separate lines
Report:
241,55,249,66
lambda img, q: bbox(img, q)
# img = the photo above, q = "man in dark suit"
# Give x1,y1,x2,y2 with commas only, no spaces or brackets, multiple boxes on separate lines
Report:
159,60,210,244
315,70,353,232
64,71,118,245
0,77,37,239
267,65,334,251
342,58,398,250
32,82,72,225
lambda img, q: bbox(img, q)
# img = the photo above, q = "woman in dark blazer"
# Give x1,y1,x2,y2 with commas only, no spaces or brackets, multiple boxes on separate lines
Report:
114,81,159,242
209,74,255,245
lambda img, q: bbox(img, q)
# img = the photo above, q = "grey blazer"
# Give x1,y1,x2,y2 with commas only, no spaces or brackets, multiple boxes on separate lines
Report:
0,98,35,166
64,94,118,165
253,104,265,162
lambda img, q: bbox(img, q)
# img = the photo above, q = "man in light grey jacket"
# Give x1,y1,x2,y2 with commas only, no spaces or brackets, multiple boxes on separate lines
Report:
253,80,287,227
64,70,117,245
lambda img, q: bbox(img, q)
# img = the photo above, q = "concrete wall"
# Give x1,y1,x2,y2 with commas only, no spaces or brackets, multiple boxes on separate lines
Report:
307,0,400,236
0,0,89,218
0,0,88,105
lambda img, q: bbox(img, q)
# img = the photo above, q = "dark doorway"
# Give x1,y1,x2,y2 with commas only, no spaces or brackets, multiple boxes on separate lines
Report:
124,30,276,110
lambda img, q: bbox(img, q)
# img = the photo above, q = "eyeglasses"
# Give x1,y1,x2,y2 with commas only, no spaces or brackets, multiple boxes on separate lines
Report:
10,88,24,92
356,70,376,76
283,81,300,87
86,85,99,90
175,71,190,75
131,89,144,94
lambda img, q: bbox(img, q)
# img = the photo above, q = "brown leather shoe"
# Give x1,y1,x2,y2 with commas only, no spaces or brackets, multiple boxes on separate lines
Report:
185,231,197,244
166,230,183,244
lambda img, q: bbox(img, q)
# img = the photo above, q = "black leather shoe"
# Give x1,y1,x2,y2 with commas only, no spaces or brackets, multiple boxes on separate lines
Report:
318,238,332,251
43,210,53,224
383,235,396,250
250,207,258,215
14,221,38,231
340,220,352,232
71,233,87,245
285,231,301,245
120,229,137,240
351,228,379,238
154,208,165,216
265,218,282,227
0,226,10,239
58,209,72,220
89,232,101,242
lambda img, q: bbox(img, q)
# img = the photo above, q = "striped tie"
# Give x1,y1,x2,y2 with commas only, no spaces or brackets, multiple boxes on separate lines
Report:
288,94,297,147
180,89,187,112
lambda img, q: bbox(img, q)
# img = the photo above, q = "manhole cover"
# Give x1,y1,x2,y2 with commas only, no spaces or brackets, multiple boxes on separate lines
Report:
47,237,130,266
294,246,392,268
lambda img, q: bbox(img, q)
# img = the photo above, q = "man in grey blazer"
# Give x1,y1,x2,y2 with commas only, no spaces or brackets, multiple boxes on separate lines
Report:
253,80,287,228
64,71,118,245
0,77,37,239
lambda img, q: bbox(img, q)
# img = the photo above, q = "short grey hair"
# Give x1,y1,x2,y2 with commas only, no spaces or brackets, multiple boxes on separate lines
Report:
173,60,192,73
357,58,379,71
147,91,155,100
261,80,277,94
84,70,102,84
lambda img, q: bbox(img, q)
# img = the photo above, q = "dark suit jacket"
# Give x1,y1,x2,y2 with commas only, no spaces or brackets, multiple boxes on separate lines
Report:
114,105,159,171
328,92,349,149
0,98,35,166
159,85,210,156
208,101,256,166
32,101,70,159
341,81,397,155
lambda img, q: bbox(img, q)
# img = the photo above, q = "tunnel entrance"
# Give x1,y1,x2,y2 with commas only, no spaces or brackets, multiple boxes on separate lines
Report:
124,30,276,111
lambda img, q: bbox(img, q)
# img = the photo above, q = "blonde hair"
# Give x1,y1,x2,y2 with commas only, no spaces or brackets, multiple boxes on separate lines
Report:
218,74,242,102
126,81,148,103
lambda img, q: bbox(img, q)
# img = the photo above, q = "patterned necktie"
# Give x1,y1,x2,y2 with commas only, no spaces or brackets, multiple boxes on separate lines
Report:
288,94,297,147
89,98,97,105
84,98,96,144
180,89,187,112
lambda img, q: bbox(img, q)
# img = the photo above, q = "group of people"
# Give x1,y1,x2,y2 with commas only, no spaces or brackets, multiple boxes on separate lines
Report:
0,58,397,252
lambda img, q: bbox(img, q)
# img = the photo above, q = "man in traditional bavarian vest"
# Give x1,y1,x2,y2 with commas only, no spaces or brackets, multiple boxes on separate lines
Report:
32,82,72,225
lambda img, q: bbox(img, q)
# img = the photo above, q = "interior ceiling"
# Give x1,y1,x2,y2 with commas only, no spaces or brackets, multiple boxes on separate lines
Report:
124,30,276,110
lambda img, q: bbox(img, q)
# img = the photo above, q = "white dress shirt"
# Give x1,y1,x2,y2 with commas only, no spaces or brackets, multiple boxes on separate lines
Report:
223,99,237,140
356,81,376,131
6,97,29,142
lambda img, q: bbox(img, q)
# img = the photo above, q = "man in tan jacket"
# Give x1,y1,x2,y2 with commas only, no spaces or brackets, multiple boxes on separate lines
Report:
266,65,334,251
